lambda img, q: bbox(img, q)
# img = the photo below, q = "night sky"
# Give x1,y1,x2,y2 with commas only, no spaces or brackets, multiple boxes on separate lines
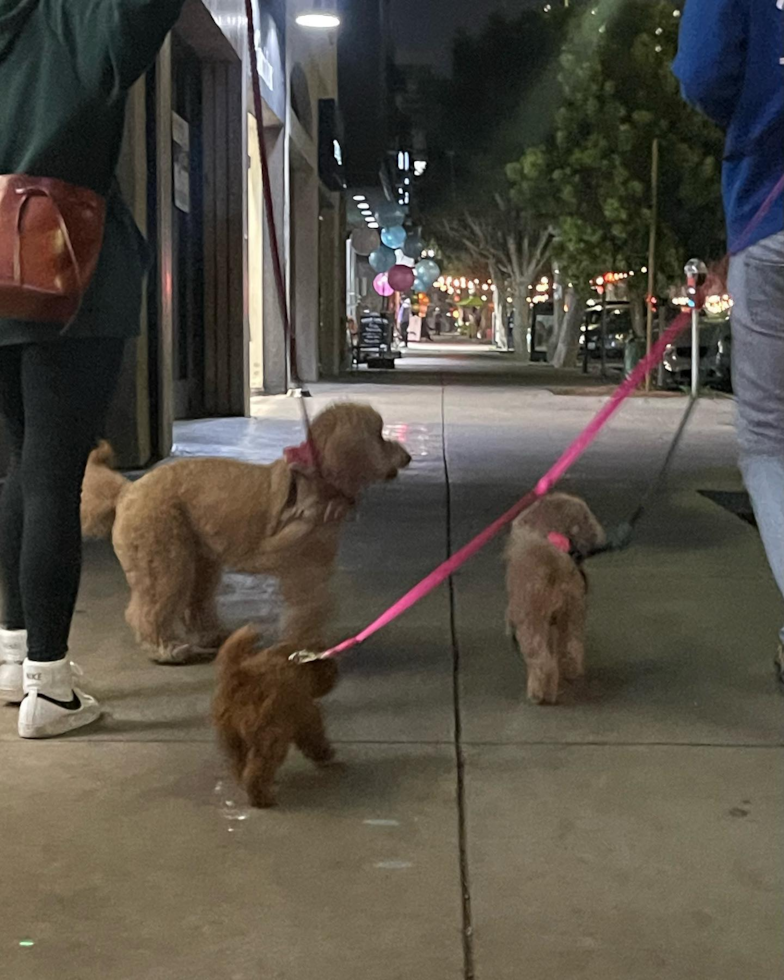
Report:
391,0,539,72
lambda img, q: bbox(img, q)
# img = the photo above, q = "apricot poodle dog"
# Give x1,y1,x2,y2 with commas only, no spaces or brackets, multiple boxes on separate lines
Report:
81,403,411,664
505,493,605,705
213,627,338,808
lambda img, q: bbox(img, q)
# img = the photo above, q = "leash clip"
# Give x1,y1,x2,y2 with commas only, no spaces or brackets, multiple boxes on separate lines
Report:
288,649,323,665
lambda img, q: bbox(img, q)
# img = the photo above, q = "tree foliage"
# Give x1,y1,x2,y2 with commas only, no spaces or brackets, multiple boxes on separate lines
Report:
507,0,726,296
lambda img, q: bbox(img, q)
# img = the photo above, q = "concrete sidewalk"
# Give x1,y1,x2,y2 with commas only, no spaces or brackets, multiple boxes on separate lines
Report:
1,349,782,979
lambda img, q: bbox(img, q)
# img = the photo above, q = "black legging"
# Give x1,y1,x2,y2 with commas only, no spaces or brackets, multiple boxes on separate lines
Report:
0,339,125,661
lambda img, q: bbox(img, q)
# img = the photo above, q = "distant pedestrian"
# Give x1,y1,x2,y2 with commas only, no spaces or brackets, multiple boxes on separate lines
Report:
434,311,444,336
0,0,186,737
397,301,410,346
674,0,784,686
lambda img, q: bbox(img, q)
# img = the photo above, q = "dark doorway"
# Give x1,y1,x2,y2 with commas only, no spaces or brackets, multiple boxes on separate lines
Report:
171,36,205,420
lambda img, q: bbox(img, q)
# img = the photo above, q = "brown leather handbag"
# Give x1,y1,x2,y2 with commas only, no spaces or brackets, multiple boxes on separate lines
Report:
0,174,106,325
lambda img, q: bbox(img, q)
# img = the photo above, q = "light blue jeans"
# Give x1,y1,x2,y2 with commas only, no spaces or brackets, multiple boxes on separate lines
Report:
729,230,784,643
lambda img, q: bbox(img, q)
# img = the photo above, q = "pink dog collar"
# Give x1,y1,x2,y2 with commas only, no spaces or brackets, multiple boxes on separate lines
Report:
284,440,317,470
547,532,571,554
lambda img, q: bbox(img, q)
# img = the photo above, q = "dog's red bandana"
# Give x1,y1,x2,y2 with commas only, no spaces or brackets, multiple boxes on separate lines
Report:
547,532,571,554
284,440,317,470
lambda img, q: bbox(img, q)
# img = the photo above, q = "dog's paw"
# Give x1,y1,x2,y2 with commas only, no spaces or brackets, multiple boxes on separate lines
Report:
314,745,337,768
526,679,560,706
191,631,230,651
151,643,216,666
248,789,278,809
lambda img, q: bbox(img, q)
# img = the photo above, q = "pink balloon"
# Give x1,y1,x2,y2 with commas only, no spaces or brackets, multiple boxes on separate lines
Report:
373,272,394,297
387,263,416,292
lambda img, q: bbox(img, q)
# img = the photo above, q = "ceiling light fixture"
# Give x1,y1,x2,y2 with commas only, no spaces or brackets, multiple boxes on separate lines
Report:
296,1,340,29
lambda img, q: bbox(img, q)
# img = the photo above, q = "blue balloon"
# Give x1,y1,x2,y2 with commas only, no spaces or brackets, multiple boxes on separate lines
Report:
376,202,406,227
368,245,396,274
403,234,424,259
415,258,441,287
381,225,407,250
413,277,429,293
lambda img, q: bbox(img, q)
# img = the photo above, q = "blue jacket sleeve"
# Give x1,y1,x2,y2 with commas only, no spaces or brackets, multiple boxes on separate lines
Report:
672,0,748,129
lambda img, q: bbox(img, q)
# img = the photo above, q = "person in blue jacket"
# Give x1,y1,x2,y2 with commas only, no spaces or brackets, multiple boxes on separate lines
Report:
674,0,784,687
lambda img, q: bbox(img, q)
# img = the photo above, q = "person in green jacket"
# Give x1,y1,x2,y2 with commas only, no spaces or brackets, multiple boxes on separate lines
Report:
0,0,185,738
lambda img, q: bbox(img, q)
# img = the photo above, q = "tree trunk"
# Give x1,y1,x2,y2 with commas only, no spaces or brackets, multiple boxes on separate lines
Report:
480,305,493,342
551,287,584,369
547,267,563,362
511,278,531,362
629,291,645,339
490,264,508,350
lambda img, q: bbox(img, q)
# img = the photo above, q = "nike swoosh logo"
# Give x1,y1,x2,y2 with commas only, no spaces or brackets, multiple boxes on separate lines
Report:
37,693,82,711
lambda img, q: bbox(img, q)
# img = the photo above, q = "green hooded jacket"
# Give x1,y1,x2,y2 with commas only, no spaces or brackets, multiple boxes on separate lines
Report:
0,0,185,345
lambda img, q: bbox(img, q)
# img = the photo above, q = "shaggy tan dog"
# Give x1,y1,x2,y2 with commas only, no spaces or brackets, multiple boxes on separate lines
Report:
81,403,411,664
213,627,338,808
505,493,605,705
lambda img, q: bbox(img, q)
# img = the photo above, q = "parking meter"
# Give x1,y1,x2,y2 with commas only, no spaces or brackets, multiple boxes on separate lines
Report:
684,258,707,397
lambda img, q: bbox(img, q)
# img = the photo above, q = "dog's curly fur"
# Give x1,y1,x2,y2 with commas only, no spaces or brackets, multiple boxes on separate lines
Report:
213,627,338,808
81,403,411,664
505,493,605,705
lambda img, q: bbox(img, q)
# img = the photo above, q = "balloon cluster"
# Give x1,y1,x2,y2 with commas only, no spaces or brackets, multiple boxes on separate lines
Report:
351,200,440,297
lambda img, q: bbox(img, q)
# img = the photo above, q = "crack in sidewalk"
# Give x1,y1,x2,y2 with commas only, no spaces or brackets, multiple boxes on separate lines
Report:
441,381,476,980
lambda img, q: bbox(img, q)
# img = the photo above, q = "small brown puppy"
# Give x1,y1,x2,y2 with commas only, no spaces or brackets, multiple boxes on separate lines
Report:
213,627,338,808
505,493,605,705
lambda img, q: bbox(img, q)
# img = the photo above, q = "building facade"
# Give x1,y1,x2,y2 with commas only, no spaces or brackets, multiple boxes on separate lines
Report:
339,0,426,326
99,0,344,467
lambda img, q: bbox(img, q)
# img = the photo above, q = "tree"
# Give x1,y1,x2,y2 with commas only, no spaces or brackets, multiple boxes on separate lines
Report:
436,199,554,354
507,0,725,367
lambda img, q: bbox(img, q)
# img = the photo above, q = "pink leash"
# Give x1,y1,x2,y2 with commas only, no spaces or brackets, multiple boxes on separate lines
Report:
292,307,695,663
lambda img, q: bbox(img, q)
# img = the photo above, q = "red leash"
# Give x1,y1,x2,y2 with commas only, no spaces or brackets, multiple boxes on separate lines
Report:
243,0,781,666
292,307,696,663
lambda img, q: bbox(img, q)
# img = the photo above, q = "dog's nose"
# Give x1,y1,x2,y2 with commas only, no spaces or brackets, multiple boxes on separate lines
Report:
401,450,412,468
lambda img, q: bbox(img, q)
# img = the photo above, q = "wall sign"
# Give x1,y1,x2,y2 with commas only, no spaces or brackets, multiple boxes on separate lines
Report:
172,112,191,214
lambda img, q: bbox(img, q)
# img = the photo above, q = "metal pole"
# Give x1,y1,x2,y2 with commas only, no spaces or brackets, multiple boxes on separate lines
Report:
600,299,608,381
684,258,707,399
691,305,700,398
645,138,659,392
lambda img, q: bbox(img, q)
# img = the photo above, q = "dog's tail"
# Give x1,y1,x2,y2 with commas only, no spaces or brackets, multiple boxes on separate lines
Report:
216,625,261,671
216,627,338,697
80,441,129,539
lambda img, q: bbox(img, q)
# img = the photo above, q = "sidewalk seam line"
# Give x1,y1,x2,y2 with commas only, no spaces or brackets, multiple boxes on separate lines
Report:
442,380,476,980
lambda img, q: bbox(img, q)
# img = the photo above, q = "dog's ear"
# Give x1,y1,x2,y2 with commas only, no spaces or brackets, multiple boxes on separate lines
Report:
569,506,606,554
320,425,380,498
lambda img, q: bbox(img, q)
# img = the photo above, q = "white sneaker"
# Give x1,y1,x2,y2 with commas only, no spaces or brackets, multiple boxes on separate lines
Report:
18,658,101,739
0,628,27,703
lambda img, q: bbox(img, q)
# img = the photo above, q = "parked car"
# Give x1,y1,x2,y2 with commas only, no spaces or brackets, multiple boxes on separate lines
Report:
662,314,732,391
579,305,633,361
